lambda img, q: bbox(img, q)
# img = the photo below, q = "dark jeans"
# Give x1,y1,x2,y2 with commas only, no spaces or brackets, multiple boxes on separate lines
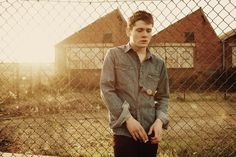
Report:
113,135,158,157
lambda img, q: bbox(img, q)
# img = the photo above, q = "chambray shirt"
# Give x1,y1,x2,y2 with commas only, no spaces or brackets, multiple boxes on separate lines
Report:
100,43,169,137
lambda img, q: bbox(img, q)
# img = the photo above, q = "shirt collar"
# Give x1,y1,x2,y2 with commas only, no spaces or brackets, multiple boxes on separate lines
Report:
124,43,132,53
124,43,153,60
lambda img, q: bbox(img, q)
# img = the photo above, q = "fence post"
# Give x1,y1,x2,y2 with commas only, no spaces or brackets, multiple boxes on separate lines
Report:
16,63,20,100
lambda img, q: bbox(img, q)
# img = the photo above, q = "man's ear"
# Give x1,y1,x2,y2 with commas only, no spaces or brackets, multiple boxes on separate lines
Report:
126,27,130,37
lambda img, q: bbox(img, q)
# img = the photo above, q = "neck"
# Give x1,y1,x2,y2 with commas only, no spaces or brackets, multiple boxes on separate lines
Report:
130,45,147,63
130,44,147,54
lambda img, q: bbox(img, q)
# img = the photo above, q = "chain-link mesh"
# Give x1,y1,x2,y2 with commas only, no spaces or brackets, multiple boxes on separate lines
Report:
0,0,236,156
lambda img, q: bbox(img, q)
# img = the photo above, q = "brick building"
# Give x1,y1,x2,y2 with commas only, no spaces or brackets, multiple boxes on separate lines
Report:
55,9,128,88
219,29,236,91
55,8,224,89
150,8,222,89
220,28,236,70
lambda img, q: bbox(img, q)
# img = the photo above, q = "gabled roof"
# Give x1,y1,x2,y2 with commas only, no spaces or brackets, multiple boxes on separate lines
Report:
219,28,236,40
56,8,128,46
150,8,218,44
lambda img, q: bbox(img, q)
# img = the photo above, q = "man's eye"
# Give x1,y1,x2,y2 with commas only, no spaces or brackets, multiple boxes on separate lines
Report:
147,29,152,33
137,29,143,32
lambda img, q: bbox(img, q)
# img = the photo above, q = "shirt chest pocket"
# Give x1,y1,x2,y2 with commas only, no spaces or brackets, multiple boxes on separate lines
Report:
114,63,134,86
115,64,134,71
146,73,160,90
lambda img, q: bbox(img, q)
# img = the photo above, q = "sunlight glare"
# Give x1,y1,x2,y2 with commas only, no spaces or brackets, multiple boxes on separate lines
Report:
14,29,54,63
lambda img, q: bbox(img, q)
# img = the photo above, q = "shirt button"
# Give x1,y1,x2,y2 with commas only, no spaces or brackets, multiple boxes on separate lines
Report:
146,89,153,95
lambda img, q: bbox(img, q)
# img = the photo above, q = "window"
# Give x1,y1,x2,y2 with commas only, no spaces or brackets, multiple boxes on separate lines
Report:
185,32,195,43
178,48,194,68
66,46,109,69
232,47,236,67
150,44,194,68
165,47,179,68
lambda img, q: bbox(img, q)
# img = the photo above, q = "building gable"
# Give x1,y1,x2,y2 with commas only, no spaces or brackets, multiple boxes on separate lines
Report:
56,8,128,47
150,8,219,44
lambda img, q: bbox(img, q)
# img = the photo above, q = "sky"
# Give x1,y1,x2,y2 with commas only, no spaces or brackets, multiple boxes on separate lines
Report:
0,0,235,63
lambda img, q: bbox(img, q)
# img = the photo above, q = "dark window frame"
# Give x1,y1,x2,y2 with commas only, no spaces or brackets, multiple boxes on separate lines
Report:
185,32,195,42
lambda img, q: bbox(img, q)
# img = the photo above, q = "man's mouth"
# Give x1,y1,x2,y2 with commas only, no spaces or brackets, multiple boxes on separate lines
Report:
140,40,148,43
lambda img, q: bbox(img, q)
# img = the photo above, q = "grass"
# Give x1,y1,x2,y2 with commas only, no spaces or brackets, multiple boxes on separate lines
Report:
0,90,236,156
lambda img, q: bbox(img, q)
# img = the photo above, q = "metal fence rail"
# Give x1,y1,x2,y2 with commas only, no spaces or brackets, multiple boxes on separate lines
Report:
0,0,236,156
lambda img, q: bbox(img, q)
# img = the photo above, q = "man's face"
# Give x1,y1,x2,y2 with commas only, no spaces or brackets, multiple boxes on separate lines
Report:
127,20,153,49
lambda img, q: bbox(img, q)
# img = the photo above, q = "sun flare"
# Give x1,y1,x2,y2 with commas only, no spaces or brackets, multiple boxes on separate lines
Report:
13,30,54,63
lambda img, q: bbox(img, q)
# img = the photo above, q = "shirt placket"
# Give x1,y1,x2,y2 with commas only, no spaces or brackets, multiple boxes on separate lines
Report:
136,57,148,126
133,53,142,123
138,62,146,125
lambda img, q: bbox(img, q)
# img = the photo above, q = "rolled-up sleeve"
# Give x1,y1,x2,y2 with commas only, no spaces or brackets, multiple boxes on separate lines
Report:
155,61,170,129
100,49,131,128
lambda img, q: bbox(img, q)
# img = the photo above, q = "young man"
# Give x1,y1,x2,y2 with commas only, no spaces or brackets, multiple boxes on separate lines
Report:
100,10,169,157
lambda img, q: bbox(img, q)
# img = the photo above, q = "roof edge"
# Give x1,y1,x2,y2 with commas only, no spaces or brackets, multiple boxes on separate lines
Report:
55,8,125,47
219,28,236,41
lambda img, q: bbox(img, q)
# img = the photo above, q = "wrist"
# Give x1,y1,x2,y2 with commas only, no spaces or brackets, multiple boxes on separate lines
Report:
126,115,133,123
155,118,163,126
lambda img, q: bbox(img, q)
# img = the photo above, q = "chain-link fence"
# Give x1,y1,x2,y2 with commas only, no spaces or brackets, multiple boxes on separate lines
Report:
0,0,236,156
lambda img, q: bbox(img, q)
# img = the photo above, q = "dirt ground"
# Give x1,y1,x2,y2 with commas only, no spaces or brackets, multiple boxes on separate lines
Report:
0,91,236,157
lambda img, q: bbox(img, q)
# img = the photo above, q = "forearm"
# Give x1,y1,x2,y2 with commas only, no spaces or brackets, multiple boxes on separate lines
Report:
155,98,169,129
155,61,170,129
101,88,132,128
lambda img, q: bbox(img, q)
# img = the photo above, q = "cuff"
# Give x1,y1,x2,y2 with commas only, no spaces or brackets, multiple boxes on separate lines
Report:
156,111,169,129
110,101,131,129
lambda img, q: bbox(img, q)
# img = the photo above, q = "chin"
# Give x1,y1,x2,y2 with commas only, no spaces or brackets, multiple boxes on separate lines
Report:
139,44,148,48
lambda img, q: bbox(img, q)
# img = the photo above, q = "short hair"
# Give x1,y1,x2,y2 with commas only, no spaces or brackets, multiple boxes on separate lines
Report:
127,10,154,30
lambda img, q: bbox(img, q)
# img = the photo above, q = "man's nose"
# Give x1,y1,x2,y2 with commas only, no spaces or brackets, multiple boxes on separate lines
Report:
142,31,149,37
